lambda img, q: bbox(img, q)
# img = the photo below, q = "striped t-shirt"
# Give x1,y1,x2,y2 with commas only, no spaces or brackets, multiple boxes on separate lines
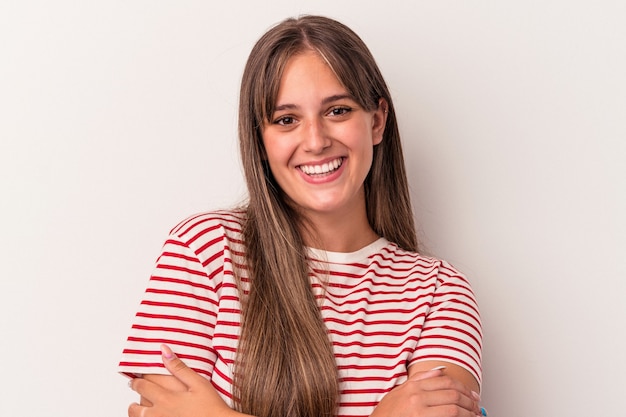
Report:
119,210,482,417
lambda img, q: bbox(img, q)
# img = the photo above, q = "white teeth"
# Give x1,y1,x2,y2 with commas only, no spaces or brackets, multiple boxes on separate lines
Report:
300,158,343,175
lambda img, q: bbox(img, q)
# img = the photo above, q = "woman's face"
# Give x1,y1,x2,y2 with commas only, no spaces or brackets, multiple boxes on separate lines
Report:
261,50,387,222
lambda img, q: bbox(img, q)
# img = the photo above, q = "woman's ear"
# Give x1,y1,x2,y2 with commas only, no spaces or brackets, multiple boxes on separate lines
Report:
372,98,389,145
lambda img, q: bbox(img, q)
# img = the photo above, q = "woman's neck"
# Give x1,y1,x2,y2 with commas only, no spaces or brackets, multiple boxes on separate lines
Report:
300,210,380,253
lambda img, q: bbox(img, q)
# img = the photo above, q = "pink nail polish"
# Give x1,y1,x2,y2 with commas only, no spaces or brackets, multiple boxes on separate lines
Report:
161,344,176,360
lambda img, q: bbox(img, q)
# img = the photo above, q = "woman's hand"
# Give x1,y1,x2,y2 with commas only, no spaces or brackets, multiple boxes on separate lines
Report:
128,344,247,417
370,368,482,417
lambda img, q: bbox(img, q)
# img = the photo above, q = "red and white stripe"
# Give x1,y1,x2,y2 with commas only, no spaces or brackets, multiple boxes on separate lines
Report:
119,210,482,417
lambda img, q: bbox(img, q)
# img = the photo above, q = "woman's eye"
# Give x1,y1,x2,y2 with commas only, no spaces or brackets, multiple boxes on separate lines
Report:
274,116,295,126
329,107,351,116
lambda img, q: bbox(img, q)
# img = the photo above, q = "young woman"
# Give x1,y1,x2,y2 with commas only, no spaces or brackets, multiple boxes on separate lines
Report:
121,15,484,417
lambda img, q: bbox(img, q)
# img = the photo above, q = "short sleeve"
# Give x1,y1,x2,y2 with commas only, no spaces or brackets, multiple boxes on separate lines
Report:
410,260,483,385
118,235,220,379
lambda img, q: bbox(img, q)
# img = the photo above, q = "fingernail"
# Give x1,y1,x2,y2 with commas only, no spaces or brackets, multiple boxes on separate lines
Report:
471,391,481,401
430,366,446,371
480,407,488,416
160,344,177,360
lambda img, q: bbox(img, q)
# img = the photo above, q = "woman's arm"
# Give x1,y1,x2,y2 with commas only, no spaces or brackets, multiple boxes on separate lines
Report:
128,345,252,417
369,260,485,417
369,361,482,417
135,374,186,407
408,360,480,394
128,348,483,417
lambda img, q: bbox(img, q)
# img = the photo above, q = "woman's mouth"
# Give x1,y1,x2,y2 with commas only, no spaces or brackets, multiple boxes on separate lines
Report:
298,157,344,176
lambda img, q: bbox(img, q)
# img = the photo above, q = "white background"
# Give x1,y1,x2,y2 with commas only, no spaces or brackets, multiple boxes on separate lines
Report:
1,1,624,416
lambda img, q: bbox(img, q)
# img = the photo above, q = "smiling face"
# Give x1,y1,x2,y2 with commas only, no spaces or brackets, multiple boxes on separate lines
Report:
261,50,387,224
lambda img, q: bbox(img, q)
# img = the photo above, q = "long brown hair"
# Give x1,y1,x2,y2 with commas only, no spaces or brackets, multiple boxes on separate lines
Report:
235,15,417,417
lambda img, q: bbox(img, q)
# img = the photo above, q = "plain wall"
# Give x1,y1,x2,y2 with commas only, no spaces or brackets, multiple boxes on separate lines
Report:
1,1,624,416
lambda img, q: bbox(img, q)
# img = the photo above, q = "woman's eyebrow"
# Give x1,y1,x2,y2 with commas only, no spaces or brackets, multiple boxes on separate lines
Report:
274,103,298,111
274,94,354,111
322,94,354,105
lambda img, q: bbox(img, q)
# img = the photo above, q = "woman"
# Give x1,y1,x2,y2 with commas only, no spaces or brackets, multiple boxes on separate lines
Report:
121,15,483,417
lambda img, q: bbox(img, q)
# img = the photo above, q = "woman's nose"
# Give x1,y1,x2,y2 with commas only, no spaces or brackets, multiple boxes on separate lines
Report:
302,119,331,153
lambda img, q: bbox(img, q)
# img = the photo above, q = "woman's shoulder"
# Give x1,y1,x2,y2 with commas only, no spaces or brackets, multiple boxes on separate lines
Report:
377,241,440,267
378,242,469,281
166,208,246,245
